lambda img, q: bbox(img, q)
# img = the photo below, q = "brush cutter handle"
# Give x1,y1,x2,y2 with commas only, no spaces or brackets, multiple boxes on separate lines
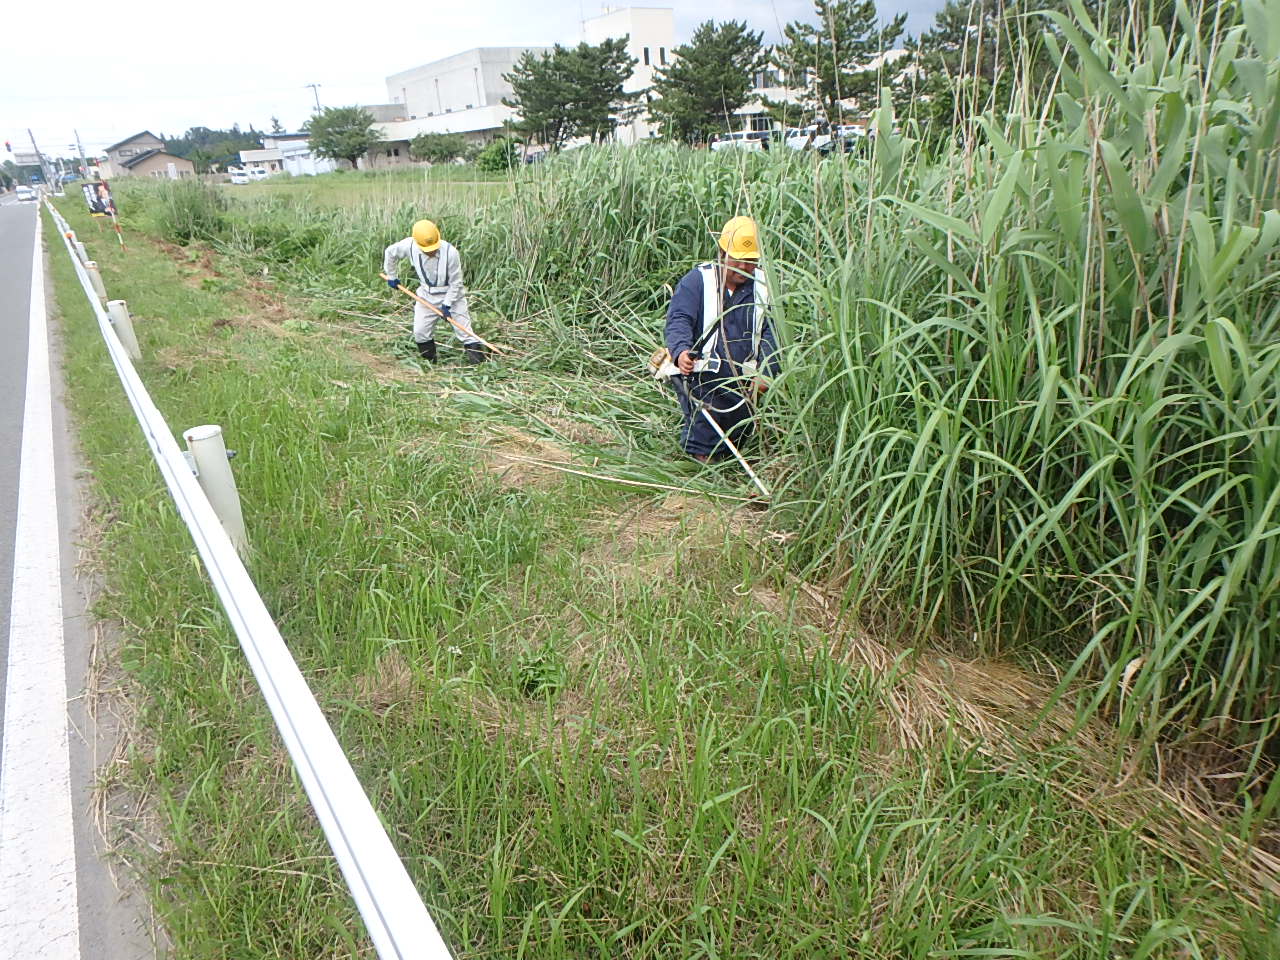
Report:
379,273,511,356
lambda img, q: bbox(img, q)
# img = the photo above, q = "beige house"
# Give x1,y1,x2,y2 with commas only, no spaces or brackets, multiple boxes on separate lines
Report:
119,150,195,178
103,131,164,169
100,131,195,178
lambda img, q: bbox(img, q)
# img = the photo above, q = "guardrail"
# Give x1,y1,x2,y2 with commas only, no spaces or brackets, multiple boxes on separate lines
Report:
43,200,454,960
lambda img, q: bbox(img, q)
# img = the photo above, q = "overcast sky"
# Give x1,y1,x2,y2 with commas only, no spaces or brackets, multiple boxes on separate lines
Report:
2,0,945,158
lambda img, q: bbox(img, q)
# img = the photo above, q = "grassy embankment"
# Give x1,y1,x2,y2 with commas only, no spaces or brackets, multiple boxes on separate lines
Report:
50,1,1280,956
51,184,1279,959
130,0,1280,765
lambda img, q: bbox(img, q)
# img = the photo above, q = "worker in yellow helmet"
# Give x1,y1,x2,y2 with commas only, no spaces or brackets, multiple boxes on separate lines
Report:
659,216,778,461
382,219,487,363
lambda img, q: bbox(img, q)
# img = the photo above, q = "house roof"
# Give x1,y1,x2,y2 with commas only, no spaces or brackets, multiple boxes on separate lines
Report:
103,131,162,154
120,149,188,169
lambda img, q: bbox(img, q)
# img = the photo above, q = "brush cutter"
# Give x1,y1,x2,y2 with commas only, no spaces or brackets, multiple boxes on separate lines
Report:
669,371,771,499
380,273,512,356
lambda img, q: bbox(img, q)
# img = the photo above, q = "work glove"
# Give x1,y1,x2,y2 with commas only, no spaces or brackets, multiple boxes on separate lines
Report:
440,304,452,319
386,278,400,290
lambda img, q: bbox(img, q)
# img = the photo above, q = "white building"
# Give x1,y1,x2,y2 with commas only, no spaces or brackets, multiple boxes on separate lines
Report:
370,46,550,160
581,6,674,144
363,7,677,159
261,134,337,176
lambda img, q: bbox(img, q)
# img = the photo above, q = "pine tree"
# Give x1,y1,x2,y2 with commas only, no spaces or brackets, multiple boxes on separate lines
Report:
648,20,765,144
772,0,907,123
503,39,638,149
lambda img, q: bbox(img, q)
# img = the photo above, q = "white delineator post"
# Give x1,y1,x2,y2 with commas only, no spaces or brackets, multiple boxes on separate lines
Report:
183,425,248,554
105,300,141,361
84,260,107,301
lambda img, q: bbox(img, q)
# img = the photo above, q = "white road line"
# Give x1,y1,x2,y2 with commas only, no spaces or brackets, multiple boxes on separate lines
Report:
0,208,82,959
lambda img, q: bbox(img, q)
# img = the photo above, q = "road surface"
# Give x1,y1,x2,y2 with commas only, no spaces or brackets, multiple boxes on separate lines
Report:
0,193,154,959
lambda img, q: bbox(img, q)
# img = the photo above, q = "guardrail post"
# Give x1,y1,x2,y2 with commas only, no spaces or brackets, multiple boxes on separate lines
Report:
85,260,107,301
183,425,248,554
106,300,141,361
74,241,88,263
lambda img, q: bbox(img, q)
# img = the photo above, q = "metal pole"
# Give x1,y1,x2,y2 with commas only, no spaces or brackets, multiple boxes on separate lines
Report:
74,130,90,178
305,83,322,112
26,128,55,192
183,425,248,554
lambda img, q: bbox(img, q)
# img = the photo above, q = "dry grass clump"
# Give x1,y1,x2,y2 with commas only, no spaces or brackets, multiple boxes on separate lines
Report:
350,650,418,715
482,425,576,489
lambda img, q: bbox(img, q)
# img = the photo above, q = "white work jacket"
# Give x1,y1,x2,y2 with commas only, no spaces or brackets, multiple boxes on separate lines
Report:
383,237,465,309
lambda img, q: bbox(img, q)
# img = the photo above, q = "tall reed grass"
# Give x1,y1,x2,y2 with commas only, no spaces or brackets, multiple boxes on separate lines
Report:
120,0,1280,779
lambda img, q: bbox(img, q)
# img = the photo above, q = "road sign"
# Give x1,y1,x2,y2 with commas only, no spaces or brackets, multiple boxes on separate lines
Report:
13,151,41,165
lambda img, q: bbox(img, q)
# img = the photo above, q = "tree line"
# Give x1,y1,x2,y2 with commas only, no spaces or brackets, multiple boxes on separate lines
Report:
502,0,1181,149
241,0,1189,170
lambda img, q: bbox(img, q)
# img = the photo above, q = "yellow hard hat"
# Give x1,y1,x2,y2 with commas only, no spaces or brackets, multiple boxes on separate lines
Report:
718,216,760,260
412,219,441,252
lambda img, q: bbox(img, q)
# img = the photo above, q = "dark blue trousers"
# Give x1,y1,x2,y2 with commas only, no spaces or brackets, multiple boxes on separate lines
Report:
675,376,755,459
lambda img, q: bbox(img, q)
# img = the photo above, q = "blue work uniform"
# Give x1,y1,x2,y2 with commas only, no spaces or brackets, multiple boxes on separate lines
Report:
664,264,779,458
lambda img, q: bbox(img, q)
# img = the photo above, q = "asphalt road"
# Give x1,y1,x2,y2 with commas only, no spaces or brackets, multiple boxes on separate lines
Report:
0,196,37,755
0,195,154,959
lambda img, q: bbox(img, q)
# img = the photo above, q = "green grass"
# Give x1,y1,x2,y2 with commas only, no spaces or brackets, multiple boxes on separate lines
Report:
105,0,1280,769
45,2,1280,955
225,166,512,215
48,176,1280,958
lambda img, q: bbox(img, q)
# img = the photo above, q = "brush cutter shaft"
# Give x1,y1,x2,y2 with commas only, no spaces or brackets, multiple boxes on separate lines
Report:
380,272,507,355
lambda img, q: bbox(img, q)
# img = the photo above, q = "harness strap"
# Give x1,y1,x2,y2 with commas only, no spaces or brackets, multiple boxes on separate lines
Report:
413,241,452,295
698,262,769,366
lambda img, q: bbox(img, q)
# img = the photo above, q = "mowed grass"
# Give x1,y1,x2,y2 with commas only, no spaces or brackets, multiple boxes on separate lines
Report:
48,182,1279,959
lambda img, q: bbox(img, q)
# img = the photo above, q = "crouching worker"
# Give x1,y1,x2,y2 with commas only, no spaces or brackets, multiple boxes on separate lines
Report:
662,216,778,461
383,219,488,363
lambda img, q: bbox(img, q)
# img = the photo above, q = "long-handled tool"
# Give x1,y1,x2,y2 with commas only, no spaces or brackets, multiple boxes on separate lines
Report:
379,273,511,356
670,374,771,499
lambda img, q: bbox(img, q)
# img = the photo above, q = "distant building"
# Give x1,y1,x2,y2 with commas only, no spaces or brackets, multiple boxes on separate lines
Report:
258,134,337,176
581,6,675,144
102,147,195,179
238,148,284,173
100,131,198,177
102,131,165,172
368,46,550,164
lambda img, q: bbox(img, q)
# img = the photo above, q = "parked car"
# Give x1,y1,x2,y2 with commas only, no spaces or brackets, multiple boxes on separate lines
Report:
817,136,864,157
228,169,251,185
785,125,833,151
248,167,270,181
15,185,37,202
710,130,769,152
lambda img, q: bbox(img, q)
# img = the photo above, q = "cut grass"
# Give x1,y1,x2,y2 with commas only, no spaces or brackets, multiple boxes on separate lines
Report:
47,179,1280,958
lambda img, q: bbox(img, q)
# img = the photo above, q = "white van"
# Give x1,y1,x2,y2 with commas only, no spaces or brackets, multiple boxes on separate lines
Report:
785,125,832,151
228,169,251,185
15,185,37,202
248,167,270,181
710,131,766,152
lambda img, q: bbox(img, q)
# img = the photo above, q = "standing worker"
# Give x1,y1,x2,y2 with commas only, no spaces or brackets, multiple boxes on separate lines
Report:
661,215,779,461
383,220,488,363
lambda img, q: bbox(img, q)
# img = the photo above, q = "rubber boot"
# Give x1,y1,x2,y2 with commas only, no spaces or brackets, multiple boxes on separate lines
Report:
416,339,437,362
464,341,488,364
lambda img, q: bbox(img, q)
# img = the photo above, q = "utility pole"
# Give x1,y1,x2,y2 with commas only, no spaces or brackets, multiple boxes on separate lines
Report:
74,129,90,177
305,83,322,112
27,128,56,190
